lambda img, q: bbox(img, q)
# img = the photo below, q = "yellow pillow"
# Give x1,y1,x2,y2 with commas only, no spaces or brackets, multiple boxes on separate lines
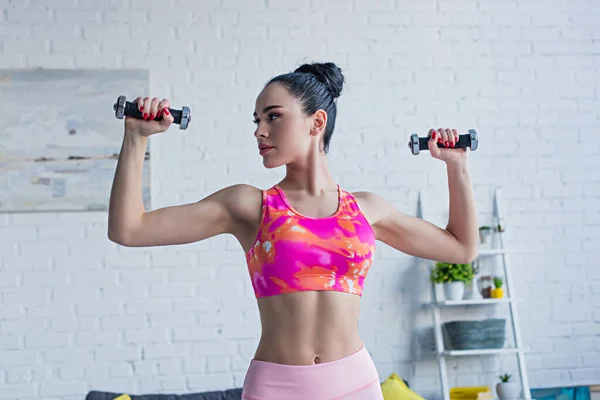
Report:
380,373,425,400
112,395,131,400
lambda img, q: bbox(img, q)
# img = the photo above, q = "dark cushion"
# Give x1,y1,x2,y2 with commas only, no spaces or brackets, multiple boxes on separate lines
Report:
85,389,243,400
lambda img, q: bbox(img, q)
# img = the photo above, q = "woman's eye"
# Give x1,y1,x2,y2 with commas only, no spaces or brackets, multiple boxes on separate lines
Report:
253,114,279,125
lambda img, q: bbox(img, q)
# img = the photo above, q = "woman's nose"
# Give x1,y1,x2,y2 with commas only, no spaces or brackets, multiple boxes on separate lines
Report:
254,127,268,138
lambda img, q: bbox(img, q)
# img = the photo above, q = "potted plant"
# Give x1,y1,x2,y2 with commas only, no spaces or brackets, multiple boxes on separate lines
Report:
496,373,520,400
431,262,474,301
491,276,504,298
496,219,505,233
479,225,492,244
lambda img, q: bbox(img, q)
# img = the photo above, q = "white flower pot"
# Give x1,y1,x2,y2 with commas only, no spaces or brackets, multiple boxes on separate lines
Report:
479,229,492,244
496,382,521,400
443,282,465,301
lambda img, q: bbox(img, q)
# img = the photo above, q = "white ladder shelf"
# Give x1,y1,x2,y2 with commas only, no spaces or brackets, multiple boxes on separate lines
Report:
417,188,531,400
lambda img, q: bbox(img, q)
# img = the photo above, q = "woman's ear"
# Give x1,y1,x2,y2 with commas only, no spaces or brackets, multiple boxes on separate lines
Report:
310,109,327,137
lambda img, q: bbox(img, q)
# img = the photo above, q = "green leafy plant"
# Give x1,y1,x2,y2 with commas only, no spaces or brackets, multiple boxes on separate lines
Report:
430,262,474,284
493,276,504,289
499,373,511,383
479,225,492,231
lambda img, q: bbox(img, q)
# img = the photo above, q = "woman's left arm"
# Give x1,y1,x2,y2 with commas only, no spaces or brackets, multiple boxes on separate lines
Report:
443,150,479,260
358,128,479,264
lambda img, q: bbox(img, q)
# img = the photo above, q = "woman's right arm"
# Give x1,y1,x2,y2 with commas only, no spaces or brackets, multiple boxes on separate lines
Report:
107,96,256,247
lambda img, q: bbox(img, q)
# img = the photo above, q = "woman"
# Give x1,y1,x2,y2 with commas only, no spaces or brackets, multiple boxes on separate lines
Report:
108,62,479,399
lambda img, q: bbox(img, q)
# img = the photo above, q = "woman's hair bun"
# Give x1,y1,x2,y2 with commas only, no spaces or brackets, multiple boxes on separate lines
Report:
294,62,344,99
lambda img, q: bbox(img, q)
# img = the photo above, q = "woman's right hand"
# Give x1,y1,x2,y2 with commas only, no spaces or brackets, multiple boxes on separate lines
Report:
124,96,175,137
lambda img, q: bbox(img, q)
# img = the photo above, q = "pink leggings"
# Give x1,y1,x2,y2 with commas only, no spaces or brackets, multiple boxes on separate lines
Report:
242,345,384,400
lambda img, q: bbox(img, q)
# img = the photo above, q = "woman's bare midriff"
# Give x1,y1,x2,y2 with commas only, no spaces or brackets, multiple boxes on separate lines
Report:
235,187,371,366
252,291,364,365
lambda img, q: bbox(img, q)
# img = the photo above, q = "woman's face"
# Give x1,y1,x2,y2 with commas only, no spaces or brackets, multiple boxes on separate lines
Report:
253,83,324,169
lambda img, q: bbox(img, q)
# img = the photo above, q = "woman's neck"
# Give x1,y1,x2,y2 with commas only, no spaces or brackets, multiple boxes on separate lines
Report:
281,150,336,195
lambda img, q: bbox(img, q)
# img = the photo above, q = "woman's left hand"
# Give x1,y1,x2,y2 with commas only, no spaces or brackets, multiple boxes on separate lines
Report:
427,128,468,164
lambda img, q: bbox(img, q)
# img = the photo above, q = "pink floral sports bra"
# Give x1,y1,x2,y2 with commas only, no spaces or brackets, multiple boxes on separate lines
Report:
245,185,376,299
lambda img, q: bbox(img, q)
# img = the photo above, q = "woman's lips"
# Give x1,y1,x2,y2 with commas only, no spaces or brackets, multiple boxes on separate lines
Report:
259,146,274,155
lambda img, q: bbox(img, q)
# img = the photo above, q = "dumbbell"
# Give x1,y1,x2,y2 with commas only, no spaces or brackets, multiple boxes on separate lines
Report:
113,95,192,130
408,129,479,155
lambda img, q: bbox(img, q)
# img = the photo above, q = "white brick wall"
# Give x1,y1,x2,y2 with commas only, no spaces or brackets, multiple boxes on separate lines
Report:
1,0,599,398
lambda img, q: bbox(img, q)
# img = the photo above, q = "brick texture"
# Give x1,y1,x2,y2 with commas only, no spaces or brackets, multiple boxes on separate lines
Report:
0,0,599,398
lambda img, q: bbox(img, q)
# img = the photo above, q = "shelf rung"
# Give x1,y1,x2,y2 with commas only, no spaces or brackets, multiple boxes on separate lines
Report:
435,298,519,306
476,248,516,256
442,348,528,356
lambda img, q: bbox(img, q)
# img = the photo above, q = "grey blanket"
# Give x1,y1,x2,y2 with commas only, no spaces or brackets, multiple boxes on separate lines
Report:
85,389,243,400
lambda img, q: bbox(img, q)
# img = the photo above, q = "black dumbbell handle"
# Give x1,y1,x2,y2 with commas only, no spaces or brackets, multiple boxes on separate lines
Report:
123,100,183,125
419,133,472,150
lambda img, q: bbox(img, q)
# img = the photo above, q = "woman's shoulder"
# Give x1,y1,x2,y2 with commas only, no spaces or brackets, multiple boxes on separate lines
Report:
348,189,378,202
347,189,398,227
216,184,265,222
